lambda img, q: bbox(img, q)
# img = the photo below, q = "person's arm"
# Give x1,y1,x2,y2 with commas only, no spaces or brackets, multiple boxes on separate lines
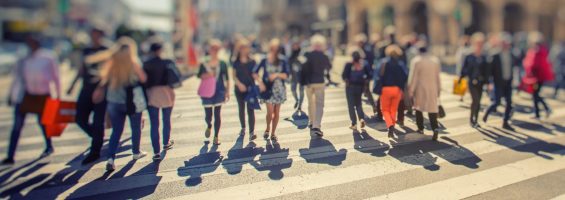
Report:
133,62,147,83
67,64,85,95
459,56,469,83
342,63,350,83
223,62,231,101
277,60,290,80
253,59,266,91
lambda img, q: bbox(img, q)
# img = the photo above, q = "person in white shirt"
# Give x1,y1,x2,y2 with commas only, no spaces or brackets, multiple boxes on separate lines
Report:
3,36,60,165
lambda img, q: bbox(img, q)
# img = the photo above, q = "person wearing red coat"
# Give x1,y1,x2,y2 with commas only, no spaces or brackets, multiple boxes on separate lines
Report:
523,33,555,119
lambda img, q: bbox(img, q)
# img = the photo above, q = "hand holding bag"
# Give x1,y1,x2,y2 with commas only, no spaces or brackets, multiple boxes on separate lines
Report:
198,76,217,98
41,98,77,137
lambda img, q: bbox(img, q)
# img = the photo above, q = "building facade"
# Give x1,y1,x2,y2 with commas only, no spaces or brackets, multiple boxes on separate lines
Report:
197,0,261,41
347,0,565,46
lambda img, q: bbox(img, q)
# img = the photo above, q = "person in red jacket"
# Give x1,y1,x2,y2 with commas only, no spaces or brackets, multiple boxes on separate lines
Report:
523,32,555,119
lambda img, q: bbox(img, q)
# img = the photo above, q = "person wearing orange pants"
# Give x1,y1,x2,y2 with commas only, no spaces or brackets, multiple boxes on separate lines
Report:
377,45,408,137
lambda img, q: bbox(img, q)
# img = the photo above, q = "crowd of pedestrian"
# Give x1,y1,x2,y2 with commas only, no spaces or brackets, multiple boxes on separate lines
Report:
2,26,564,175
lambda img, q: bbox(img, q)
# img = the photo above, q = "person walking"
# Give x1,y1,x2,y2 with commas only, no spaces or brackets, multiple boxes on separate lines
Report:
523,32,555,119
455,36,472,102
483,33,516,131
254,39,290,141
408,45,441,141
3,36,60,165
460,33,489,128
232,39,257,140
67,28,108,165
551,41,565,98
379,45,408,138
355,34,378,115
93,37,148,171
198,39,230,145
342,51,372,130
301,35,331,137
143,42,179,160
289,41,305,112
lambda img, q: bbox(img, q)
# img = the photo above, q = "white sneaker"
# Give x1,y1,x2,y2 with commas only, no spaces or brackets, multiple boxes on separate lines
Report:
153,153,162,161
133,152,147,160
106,158,115,171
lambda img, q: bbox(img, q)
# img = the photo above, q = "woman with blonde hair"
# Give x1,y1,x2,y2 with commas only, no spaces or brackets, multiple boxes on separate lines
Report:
378,44,408,138
253,38,290,141
92,37,148,171
198,39,230,145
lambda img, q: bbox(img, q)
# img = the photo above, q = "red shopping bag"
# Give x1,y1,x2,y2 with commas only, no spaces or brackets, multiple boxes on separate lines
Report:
41,98,77,125
45,123,67,138
41,98,76,138
519,76,538,94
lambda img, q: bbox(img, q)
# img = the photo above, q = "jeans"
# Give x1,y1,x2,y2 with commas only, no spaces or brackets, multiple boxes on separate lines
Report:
306,83,326,129
484,83,513,123
468,82,484,125
291,80,304,110
381,86,402,128
346,85,365,125
205,106,222,137
148,106,172,154
554,74,565,97
416,111,439,131
235,90,255,133
106,103,143,159
533,82,550,118
7,105,53,159
76,90,106,155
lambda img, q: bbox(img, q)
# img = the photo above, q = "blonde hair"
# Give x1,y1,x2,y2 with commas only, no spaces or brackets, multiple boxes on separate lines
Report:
99,37,140,90
471,32,486,44
385,44,403,58
310,34,326,50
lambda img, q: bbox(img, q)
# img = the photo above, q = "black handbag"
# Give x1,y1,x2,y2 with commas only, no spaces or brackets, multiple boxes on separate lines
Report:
438,105,446,118
165,61,182,88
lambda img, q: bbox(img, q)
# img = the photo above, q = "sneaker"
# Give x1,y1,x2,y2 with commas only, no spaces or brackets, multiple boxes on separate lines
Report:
432,130,439,141
106,158,115,171
349,124,357,130
81,153,100,165
164,140,175,150
388,127,395,138
1,158,14,165
360,120,366,129
503,123,516,132
132,152,147,160
249,133,257,141
205,128,212,139
472,123,481,129
312,128,324,137
482,114,489,123
417,130,424,135
240,128,246,136
153,153,162,161
40,148,54,158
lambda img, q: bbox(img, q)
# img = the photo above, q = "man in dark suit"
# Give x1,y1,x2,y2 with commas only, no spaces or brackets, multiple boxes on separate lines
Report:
483,33,515,131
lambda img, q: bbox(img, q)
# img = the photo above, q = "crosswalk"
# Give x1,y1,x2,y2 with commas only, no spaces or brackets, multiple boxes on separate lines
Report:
1,72,565,200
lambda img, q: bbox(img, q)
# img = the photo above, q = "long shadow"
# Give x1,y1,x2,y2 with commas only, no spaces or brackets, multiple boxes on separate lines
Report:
250,140,293,180
478,127,565,160
177,143,223,186
510,119,554,135
284,110,309,130
222,136,264,175
387,137,482,171
352,130,390,157
299,136,347,167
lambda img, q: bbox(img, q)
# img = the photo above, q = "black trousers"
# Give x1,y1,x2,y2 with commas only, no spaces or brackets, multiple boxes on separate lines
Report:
468,82,484,125
76,90,106,155
533,82,550,118
415,111,439,131
205,106,222,137
484,83,512,123
235,90,255,133
363,83,377,113
346,85,365,125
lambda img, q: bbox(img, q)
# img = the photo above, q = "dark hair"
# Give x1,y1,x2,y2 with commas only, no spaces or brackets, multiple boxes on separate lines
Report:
352,51,362,63
91,28,105,36
150,43,163,52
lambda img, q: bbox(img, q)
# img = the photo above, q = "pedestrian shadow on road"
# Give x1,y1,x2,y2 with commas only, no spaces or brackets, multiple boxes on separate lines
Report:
387,136,481,171
352,130,390,157
478,127,565,160
299,136,347,167
222,135,264,175
178,143,223,186
284,110,309,130
250,140,292,180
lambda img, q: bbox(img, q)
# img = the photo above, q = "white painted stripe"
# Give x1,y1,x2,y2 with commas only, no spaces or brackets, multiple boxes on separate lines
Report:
551,194,565,200
367,149,565,200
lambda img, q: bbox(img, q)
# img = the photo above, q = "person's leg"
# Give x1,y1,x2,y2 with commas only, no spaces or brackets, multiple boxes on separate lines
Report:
266,103,274,133
389,88,402,126
364,83,377,113
415,110,425,131
298,84,305,110
354,87,365,121
213,106,222,138
397,98,405,125
346,87,357,125
503,86,513,123
484,91,501,122
107,104,126,160
91,101,107,155
291,80,299,107
6,107,27,160
246,102,255,134
129,112,143,155
162,107,173,145
75,95,94,140
204,107,213,129
235,91,246,130
376,97,383,119
469,84,482,125
428,113,439,131
380,88,393,128
36,113,53,152
313,84,325,129
271,105,281,137
306,85,315,125
148,106,161,154
536,84,550,112
533,84,542,118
